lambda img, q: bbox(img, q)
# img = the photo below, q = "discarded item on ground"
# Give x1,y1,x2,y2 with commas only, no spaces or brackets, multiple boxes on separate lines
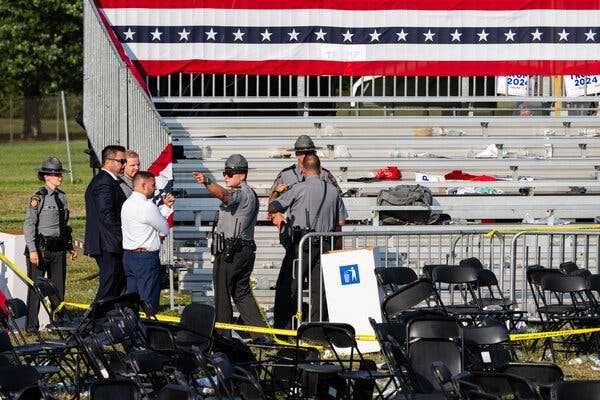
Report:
377,184,432,224
445,170,496,182
373,166,402,180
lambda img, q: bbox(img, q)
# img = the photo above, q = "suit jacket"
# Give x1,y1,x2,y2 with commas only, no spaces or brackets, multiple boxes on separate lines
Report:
84,170,127,255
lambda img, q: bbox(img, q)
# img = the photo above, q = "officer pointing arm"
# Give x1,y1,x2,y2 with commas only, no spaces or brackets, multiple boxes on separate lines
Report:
192,154,269,339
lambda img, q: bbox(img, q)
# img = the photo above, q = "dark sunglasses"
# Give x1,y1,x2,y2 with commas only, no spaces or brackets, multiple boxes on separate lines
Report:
46,173,63,177
223,169,247,178
109,158,127,165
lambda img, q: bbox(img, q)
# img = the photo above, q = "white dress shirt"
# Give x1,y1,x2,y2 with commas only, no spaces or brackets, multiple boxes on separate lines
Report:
121,192,171,251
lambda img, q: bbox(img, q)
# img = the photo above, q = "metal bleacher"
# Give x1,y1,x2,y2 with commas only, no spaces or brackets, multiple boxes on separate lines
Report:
166,114,600,309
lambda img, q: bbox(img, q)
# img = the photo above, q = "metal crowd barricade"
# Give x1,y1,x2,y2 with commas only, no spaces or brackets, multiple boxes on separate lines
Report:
509,230,600,317
295,227,499,325
295,227,600,325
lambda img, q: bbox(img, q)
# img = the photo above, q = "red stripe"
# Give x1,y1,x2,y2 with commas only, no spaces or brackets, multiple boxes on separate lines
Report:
96,0,600,10
94,1,149,92
148,143,173,178
136,59,600,77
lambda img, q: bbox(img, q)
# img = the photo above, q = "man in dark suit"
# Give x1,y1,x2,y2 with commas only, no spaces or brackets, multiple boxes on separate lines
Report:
84,145,128,302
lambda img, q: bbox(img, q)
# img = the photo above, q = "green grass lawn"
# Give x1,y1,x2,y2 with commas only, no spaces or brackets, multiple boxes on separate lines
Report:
0,139,189,310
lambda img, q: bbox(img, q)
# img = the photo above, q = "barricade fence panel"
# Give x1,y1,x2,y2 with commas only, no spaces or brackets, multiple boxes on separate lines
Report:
294,228,600,325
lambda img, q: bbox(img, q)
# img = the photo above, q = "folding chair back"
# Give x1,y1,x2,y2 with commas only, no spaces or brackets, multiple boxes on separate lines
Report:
552,380,600,400
157,384,193,400
463,324,514,370
460,257,484,270
526,266,562,322
374,267,418,296
558,261,579,275
541,273,593,310
35,277,63,313
382,279,443,320
180,303,216,338
89,379,141,400
0,365,40,393
405,314,463,393
6,298,28,320
431,265,482,313
422,264,449,280
297,322,356,349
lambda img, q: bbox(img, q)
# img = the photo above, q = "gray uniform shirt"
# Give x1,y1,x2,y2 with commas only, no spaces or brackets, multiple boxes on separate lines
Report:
23,185,70,252
119,175,133,198
271,174,348,233
215,181,258,241
270,163,339,194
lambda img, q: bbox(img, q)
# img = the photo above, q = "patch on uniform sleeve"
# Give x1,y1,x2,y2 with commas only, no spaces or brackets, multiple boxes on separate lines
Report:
29,195,41,209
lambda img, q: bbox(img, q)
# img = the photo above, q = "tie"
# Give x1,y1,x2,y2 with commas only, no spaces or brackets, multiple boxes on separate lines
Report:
53,192,66,237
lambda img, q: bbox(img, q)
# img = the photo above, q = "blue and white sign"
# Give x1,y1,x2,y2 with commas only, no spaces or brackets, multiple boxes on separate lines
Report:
496,75,530,96
564,75,600,97
339,264,360,285
321,248,383,353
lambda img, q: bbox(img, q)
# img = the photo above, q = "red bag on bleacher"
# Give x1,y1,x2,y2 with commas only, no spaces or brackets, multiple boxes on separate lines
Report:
0,290,9,332
375,166,402,180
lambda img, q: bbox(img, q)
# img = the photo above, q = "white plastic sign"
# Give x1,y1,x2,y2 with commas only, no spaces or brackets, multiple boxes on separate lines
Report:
496,75,530,96
321,248,382,353
564,75,600,97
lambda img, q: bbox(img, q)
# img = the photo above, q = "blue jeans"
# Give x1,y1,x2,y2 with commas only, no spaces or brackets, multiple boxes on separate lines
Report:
123,250,161,313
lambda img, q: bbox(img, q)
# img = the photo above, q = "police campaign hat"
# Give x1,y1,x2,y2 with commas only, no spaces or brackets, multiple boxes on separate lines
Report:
38,156,69,174
287,134,321,152
224,154,249,171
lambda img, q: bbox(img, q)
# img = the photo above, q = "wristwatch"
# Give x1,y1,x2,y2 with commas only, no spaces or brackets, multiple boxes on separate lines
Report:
203,176,213,185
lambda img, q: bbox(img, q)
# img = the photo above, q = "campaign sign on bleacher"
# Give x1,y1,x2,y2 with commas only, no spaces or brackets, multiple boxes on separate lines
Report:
496,75,530,96
321,248,382,353
564,75,600,97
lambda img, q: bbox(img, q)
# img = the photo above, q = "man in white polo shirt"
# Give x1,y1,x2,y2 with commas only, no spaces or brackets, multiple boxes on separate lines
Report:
121,171,175,313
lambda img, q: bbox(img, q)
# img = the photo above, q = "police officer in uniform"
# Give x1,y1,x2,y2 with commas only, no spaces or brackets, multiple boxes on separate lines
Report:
192,154,268,337
23,157,76,332
269,154,347,323
269,135,340,329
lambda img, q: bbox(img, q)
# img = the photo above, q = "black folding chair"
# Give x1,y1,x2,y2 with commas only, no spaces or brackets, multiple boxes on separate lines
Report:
537,272,599,359
551,380,600,400
89,378,141,400
374,267,418,297
463,323,563,399
294,322,388,399
430,265,484,322
381,278,445,321
0,365,44,400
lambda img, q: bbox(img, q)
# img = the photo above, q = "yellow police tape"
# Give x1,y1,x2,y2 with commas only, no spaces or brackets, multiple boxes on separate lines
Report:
58,301,600,343
4,245,600,343
0,253,35,287
486,224,600,238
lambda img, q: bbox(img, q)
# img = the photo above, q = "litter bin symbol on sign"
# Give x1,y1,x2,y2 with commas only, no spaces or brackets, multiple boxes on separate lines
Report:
339,264,360,286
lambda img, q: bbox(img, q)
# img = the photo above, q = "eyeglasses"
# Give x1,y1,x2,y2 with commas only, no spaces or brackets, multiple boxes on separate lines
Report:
223,170,235,178
109,158,127,165
46,173,63,177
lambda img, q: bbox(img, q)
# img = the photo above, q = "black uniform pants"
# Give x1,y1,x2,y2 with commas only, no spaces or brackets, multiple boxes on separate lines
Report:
273,245,296,329
25,249,66,331
93,251,126,303
213,245,267,337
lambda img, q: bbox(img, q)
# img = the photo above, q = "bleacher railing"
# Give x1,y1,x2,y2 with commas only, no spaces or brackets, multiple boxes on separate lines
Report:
150,74,600,116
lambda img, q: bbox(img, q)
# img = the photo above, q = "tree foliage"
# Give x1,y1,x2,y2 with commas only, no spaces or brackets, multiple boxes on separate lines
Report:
0,0,83,97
